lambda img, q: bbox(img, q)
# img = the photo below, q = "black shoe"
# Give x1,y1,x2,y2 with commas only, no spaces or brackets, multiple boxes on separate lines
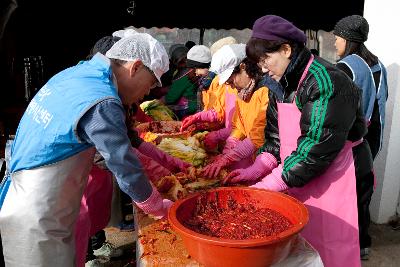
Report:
360,248,369,260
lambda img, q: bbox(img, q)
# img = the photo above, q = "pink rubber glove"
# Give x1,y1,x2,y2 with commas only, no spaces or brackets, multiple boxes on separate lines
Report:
134,185,173,219
132,148,171,184
223,152,278,185
203,127,232,151
203,138,255,178
180,110,218,131
250,164,289,192
138,142,192,172
223,136,240,152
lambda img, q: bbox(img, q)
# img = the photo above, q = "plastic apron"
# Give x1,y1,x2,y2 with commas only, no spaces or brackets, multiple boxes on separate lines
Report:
225,86,254,170
0,148,95,267
75,165,113,267
278,56,360,267
224,85,236,129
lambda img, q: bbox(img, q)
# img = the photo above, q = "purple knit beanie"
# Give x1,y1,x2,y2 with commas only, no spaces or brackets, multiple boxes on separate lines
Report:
251,15,307,44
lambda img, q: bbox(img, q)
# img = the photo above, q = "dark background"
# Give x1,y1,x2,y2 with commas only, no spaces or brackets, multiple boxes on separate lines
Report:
0,0,365,149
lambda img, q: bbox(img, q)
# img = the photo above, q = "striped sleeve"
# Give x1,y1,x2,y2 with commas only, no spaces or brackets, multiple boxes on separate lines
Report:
78,99,153,202
281,60,350,187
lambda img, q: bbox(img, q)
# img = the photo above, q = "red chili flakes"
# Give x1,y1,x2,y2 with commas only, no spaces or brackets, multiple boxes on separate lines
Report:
183,193,293,240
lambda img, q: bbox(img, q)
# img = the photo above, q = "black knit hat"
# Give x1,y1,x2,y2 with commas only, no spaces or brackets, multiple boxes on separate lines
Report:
333,15,369,43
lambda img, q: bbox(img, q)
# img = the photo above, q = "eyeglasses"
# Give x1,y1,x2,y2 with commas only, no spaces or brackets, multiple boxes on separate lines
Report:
143,65,158,89
258,56,270,69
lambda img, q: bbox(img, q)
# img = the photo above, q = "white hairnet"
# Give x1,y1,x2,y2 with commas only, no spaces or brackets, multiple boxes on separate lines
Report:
106,33,169,87
112,28,138,39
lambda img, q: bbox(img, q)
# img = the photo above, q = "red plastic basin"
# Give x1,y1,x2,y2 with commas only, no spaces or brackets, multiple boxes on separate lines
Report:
168,187,309,267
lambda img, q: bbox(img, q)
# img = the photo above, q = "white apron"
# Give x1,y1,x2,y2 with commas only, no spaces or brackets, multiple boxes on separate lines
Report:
0,148,95,267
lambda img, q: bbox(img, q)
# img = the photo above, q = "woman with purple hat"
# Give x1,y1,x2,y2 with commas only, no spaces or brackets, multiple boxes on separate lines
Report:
226,15,371,267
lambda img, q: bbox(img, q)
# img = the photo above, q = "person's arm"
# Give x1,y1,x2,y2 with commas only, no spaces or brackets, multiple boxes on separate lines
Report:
247,87,269,149
204,77,227,124
223,88,277,184
78,99,152,202
128,128,144,148
229,101,246,142
203,88,269,178
257,90,281,163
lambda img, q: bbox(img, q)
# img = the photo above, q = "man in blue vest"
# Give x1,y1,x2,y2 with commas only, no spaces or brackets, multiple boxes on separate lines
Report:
0,33,172,267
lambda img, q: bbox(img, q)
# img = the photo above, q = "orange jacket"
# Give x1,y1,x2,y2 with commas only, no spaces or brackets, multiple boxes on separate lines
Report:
231,85,269,149
202,76,237,124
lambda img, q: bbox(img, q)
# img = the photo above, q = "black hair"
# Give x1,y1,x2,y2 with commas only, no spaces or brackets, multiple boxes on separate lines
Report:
310,48,319,56
185,40,196,50
341,41,378,67
246,38,304,63
231,57,263,82
87,35,121,60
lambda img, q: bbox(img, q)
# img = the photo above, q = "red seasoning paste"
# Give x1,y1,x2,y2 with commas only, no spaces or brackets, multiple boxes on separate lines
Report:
183,193,293,239
148,121,180,133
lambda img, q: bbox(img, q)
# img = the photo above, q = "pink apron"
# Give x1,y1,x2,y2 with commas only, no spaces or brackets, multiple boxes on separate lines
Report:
225,85,254,170
224,85,236,129
75,165,113,267
278,56,360,267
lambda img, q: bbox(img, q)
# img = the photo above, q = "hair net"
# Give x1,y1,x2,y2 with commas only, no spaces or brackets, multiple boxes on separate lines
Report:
112,28,138,39
106,33,169,87
87,36,120,59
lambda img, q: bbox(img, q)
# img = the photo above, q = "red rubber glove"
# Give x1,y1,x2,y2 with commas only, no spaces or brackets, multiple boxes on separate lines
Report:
223,152,277,185
203,127,231,151
202,156,231,178
203,138,255,178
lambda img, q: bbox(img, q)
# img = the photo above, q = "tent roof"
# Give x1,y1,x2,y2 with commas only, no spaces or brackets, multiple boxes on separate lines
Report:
3,0,365,74
17,0,364,32
125,0,365,31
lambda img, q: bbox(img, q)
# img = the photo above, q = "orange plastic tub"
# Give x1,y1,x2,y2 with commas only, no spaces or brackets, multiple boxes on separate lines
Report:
168,187,309,267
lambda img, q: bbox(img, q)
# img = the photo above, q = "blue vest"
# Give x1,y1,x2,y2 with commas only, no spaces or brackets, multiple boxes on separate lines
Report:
339,54,388,151
10,54,120,172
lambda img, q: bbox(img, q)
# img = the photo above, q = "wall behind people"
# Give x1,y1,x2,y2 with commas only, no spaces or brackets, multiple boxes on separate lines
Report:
364,0,400,223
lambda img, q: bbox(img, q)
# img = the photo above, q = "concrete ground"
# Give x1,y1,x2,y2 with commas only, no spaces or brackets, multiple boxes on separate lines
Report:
103,222,400,267
361,223,400,267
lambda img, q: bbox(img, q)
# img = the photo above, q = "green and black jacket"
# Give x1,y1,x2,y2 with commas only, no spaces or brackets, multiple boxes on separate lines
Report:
259,48,373,187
